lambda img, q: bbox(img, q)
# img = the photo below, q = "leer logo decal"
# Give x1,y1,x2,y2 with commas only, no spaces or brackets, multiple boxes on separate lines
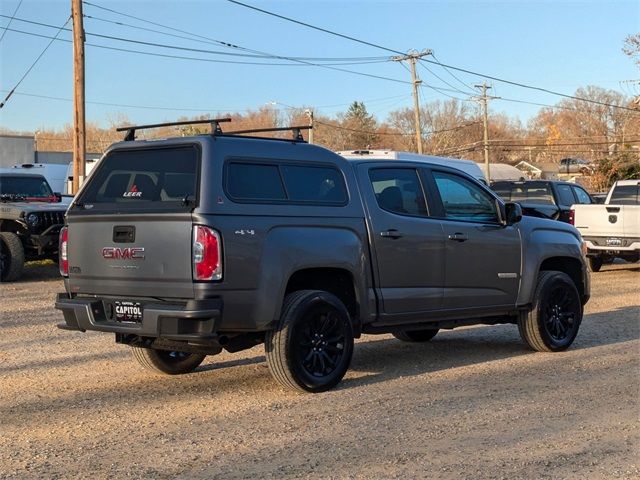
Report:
102,247,145,260
123,184,142,198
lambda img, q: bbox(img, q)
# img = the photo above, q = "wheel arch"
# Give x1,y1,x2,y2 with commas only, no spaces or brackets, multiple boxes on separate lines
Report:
538,256,587,303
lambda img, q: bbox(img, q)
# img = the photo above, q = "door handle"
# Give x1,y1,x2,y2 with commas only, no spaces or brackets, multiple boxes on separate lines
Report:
380,229,403,239
448,232,468,242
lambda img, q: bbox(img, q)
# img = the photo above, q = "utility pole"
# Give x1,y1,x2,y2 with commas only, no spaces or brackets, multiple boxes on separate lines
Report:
71,0,86,194
475,82,491,181
305,109,314,144
392,49,432,154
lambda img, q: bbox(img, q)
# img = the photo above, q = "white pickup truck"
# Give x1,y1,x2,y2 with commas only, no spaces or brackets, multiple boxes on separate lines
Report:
572,180,640,271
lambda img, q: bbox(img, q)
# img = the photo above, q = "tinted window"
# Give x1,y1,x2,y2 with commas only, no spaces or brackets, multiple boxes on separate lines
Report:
434,171,498,223
226,161,347,204
78,146,198,208
610,184,640,205
495,183,554,205
227,163,285,200
369,168,427,216
0,175,53,198
280,165,347,203
556,184,576,206
572,186,592,204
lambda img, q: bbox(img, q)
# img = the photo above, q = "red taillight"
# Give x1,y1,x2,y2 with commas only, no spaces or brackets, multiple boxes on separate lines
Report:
569,209,575,225
193,225,222,281
59,226,68,277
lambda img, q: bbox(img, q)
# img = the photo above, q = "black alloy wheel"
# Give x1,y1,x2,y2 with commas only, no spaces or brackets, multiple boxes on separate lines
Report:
541,285,581,343
265,290,354,393
294,305,348,379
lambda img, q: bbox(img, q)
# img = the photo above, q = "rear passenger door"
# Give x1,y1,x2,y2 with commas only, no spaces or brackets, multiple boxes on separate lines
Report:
427,169,521,310
359,165,445,315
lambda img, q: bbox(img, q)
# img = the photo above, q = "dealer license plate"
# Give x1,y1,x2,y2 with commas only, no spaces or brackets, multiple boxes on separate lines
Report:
114,301,143,323
605,237,622,246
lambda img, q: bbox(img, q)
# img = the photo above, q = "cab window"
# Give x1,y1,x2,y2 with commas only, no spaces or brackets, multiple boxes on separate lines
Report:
369,168,428,217
572,186,592,204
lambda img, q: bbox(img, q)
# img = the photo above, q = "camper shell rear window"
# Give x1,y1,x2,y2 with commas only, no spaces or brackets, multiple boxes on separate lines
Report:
76,145,199,210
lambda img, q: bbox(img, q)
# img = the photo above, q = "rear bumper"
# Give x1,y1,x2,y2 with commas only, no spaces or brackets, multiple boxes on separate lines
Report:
55,293,222,341
583,238,640,254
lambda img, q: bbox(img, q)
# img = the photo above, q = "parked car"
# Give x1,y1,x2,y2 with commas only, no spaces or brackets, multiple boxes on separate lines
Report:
491,180,594,223
0,173,66,281
559,158,593,175
572,180,640,271
0,163,69,195
55,119,590,393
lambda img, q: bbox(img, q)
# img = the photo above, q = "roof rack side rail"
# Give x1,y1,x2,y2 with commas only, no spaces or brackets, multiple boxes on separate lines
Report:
116,118,232,141
225,125,312,142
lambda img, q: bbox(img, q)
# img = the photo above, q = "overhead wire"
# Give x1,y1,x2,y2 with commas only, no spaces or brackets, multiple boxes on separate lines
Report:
79,3,410,84
0,0,22,43
0,16,70,109
315,120,479,137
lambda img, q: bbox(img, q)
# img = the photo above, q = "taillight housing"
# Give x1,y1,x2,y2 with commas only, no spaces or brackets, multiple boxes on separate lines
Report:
59,226,69,277
569,208,575,225
192,225,222,281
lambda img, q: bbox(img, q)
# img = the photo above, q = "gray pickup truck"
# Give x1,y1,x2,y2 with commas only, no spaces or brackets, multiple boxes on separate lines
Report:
1,173,66,281
56,119,590,393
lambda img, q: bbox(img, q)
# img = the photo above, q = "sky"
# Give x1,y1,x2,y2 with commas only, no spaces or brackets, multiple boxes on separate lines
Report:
0,0,638,133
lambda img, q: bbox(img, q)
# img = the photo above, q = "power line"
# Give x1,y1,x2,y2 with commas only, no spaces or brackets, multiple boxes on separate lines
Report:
0,15,391,65
316,120,479,137
0,25,408,72
0,17,70,109
430,52,474,92
79,3,410,84
0,0,22,43
423,58,640,113
226,0,404,56
83,14,390,62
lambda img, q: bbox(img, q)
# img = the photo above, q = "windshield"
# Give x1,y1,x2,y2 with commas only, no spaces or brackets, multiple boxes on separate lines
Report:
0,175,53,198
76,145,199,210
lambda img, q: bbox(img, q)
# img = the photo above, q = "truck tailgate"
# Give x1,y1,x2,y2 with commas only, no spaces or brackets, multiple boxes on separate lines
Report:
67,213,195,298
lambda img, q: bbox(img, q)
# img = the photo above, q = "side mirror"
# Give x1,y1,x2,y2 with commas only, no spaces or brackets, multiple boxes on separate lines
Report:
53,192,63,203
505,202,522,225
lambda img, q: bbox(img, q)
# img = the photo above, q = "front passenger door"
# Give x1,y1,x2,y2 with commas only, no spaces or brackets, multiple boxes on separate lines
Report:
429,170,521,310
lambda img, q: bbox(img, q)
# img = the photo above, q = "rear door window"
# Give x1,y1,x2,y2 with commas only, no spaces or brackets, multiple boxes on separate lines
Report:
369,168,428,217
77,145,199,210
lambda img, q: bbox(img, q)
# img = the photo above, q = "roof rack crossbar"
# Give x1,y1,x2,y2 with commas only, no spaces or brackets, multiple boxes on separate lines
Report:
116,117,232,141
225,125,311,142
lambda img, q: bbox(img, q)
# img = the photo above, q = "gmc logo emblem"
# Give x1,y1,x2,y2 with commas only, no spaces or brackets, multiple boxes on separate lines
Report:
102,247,145,260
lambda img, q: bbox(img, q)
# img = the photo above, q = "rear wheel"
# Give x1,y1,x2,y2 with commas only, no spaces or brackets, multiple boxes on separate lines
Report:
587,256,603,272
393,328,439,342
518,271,582,352
131,347,206,375
265,290,354,393
0,232,25,282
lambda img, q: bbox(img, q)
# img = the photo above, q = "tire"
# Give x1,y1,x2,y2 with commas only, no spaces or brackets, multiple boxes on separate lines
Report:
0,232,25,282
265,290,354,393
518,271,582,352
393,328,439,342
588,256,603,272
131,347,206,375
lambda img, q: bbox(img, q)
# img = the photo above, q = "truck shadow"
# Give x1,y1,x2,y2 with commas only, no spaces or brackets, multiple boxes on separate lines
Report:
340,305,639,390
11,262,61,283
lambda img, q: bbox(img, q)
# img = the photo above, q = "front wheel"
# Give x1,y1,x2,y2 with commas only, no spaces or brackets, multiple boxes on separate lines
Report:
265,290,354,393
131,347,206,375
518,271,582,352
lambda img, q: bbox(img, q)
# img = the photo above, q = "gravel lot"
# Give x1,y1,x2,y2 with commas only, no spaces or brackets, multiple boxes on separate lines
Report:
1,262,638,479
